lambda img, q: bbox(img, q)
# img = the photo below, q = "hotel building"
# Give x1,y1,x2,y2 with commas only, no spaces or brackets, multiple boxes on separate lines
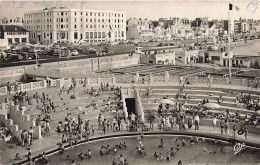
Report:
24,7,126,44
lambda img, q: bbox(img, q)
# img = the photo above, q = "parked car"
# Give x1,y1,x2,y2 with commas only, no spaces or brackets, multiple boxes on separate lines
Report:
6,54,23,62
158,43,164,47
71,50,79,56
88,48,98,54
49,49,61,56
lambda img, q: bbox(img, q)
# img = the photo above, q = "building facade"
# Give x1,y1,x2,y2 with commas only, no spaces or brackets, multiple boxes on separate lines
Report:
126,18,153,40
24,7,126,44
0,25,29,50
0,17,24,26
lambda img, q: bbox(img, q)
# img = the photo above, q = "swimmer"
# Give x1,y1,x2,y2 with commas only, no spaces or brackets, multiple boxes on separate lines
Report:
112,157,117,165
154,151,159,158
195,136,199,143
157,153,163,161
189,138,195,146
124,159,128,164
71,160,75,165
182,139,186,146
66,154,70,160
123,142,127,149
117,143,123,149
113,147,117,153
15,153,22,160
78,152,84,160
175,139,178,143
158,138,164,148
100,147,105,155
84,149,92,158
141,131,144,138
107,145,112,152
203,148,216,154
177,144,180,151
119,154,124,164
178,160,182,165
59,144,65,154
170,147,176,156
139,141,144,149
166,152,170,161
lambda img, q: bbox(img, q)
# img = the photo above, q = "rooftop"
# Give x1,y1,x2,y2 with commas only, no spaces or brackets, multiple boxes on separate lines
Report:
0,25,28,33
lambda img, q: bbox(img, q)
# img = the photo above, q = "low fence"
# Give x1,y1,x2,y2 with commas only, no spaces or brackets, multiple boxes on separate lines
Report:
0,80,47,96
115,74,134,83
0,68,25,78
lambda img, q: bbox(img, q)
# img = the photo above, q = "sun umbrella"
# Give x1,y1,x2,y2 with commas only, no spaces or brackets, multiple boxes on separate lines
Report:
159,99,174,104
203,103,221,109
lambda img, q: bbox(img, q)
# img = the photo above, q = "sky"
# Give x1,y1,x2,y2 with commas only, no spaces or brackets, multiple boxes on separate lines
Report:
0,1,259,20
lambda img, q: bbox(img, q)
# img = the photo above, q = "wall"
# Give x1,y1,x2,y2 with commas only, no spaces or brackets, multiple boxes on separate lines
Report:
0,80,47,96
0,105,41,140
134,88,144,121
0,68,25,86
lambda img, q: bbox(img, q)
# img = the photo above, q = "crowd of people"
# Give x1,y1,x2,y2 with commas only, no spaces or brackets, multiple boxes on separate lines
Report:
1,75,260,165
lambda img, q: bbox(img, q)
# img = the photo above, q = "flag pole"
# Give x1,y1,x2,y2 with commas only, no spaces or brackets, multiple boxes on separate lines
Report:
228,3,232,83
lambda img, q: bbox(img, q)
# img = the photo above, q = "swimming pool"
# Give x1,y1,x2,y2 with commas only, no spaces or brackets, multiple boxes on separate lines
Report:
39,134,260,165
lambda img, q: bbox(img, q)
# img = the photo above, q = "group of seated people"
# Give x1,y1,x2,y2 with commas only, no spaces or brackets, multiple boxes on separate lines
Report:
236,93,260,111
100,142,127,155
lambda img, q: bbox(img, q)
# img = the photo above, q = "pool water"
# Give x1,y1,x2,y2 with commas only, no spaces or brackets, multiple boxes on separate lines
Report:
44,135,260,165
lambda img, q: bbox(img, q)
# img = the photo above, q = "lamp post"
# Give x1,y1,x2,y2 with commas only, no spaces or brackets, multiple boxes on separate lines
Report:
196,21,200,47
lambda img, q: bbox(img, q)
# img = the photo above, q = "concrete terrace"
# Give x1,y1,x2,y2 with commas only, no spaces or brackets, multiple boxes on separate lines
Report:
1,82,260,164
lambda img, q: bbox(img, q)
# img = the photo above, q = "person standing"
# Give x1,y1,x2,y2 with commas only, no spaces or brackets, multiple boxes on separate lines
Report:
179,76,183,86
212,117,217,130
194,114,200,130
244,127,248,140
232,124,236,139
220,120,224,135
6,82,11,93
187,117,192,130
150,115,155,130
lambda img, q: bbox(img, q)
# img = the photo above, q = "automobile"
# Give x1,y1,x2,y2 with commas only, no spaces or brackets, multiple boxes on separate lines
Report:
28,52,39,59
6,54,23,62
53,45,61,49
21,52,29,59
88,48,98,54
65,50,72,57
164,43,169,46
71,50,79,56
49,49,61,56
158,43,164,47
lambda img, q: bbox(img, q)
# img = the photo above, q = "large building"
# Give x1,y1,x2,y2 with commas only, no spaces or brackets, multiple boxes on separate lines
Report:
0,25,29,50
126,18,154,40
24,7,126,44
0,17,24,26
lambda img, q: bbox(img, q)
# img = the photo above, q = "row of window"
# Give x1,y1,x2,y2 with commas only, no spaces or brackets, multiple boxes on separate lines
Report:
74,18,124,23
72,12,124,18
25,11,124,19
73,24,123,29
25,17,124,25
25,19,52,24
29,31,124,40
25,12,52,18
26,25,52,30
6,32,27,35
